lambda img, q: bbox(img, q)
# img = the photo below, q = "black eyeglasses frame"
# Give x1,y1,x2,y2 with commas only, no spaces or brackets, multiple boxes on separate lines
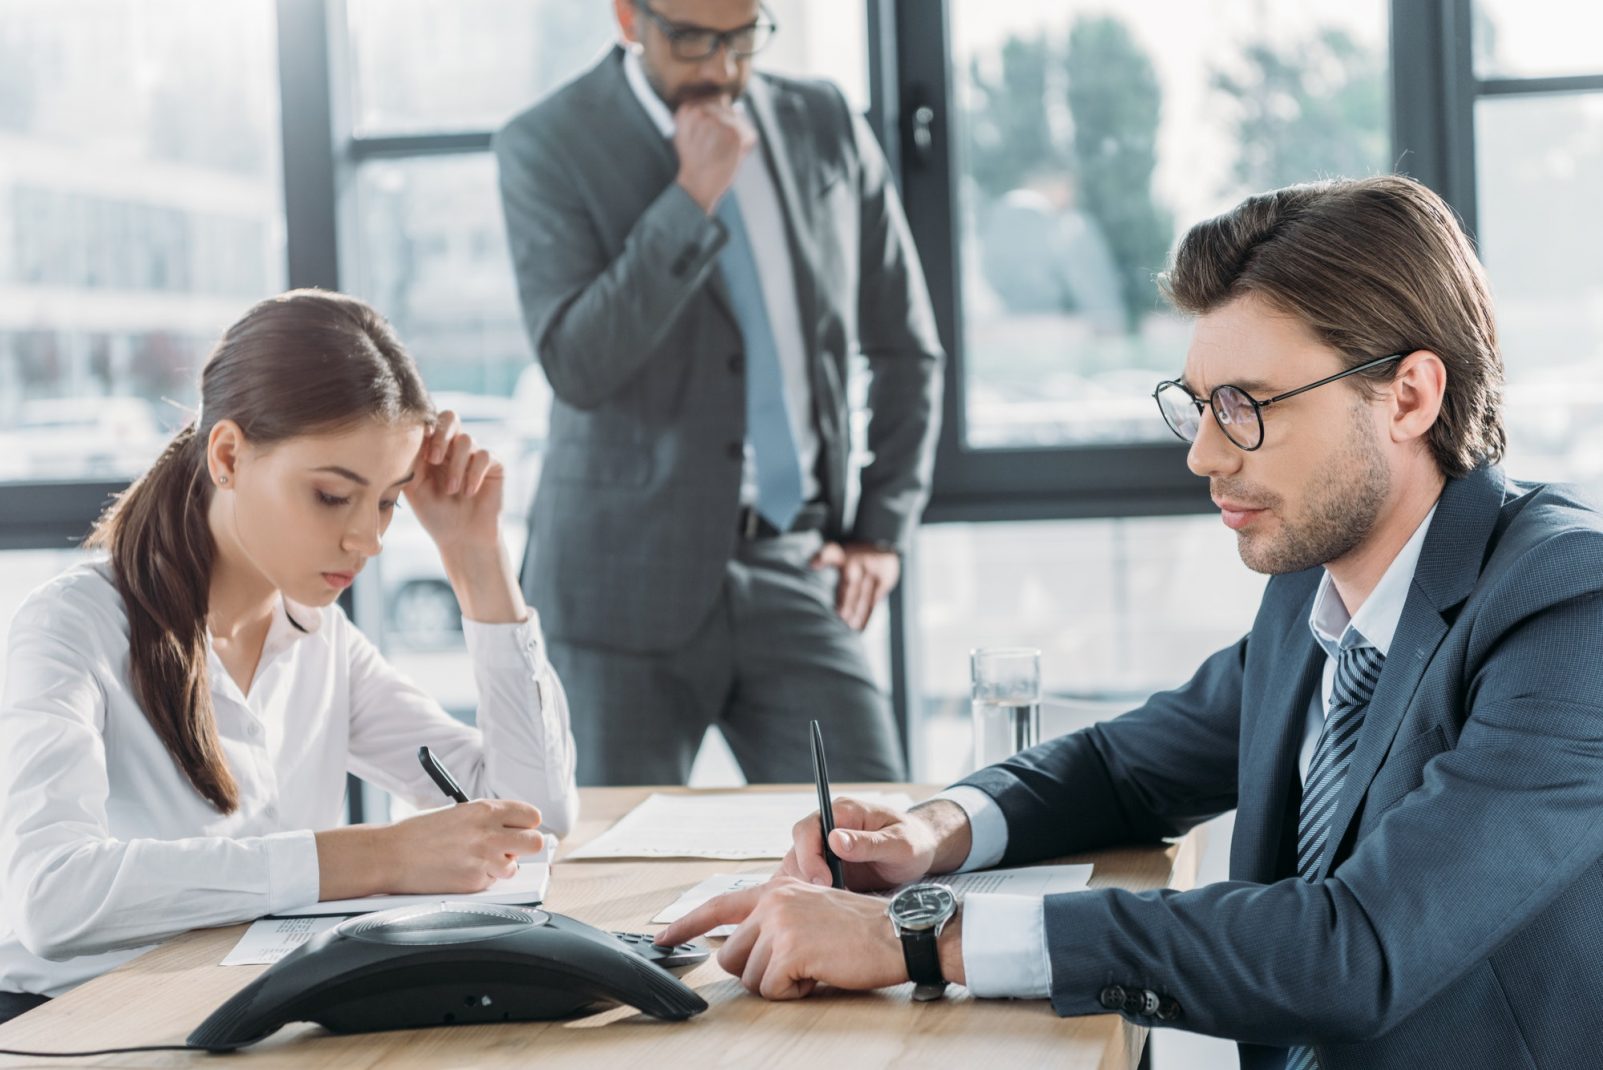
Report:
633,1,778,61
1152,351,1410,451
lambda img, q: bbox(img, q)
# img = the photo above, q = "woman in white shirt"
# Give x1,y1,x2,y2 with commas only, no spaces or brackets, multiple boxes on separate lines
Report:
0,290,578,1020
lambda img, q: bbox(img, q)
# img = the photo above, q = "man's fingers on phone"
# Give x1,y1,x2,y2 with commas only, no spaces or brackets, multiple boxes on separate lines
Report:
657,885,763,945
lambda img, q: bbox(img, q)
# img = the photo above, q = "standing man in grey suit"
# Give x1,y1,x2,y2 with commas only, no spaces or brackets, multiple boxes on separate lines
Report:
494,0,943,785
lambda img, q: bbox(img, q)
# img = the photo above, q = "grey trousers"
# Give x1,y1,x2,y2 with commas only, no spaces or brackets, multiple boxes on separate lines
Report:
551,531,905,786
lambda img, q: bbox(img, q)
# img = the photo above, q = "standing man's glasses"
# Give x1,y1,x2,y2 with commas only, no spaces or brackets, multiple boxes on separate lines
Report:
635,2,778,61
1152,352,1408,451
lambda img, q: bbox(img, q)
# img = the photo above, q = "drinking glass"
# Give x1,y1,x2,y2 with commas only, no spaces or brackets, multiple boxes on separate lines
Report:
970,647,1041,770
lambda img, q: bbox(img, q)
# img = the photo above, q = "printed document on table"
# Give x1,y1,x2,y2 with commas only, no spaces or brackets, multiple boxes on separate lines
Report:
222,916,344,966
567,791,917,860
905,864,1094,897
652,872,774,937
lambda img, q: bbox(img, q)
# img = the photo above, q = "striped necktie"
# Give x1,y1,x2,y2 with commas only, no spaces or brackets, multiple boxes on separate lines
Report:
1286,642,1386,1070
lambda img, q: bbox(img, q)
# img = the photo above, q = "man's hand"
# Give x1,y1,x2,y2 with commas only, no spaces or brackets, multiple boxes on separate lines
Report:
778,797,973,892
655,877,966,999
811,542,900,631
674,96,755,214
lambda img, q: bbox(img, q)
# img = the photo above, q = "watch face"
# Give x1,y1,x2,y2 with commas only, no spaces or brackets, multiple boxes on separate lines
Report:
889,884,956,930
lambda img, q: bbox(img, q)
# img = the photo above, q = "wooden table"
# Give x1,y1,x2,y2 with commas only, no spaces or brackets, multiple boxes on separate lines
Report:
0,786,1200,1068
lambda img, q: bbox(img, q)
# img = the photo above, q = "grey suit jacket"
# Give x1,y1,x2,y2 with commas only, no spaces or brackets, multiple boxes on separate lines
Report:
494,47,944,652
958,465,1603,1069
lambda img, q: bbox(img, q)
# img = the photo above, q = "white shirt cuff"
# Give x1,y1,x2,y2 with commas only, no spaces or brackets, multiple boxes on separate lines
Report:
462,614,544,673
265,829,322,914
960,892,1051,999
932,785,1008,872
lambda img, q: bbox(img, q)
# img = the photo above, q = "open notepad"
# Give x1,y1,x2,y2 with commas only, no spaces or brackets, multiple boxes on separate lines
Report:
268,839,555,918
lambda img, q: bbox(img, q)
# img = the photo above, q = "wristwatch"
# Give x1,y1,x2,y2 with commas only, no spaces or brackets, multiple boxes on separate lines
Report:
886,883,959,1001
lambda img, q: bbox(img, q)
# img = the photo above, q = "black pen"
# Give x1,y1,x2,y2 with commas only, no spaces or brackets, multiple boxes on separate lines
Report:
418,745,469,804
810,720,845,889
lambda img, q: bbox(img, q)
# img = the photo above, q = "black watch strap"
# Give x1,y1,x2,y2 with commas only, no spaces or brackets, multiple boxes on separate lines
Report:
899,928,946,999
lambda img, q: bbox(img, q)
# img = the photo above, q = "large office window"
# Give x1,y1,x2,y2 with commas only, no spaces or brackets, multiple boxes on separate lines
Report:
1471,2,1603,502
0,0,284,672
0,0,284,488
897,0,1387,776
947,0,1390,452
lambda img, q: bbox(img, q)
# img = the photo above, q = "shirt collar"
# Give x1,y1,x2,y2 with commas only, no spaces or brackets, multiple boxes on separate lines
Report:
623,47,678,138
1308,503,1438,658
206,594,321,697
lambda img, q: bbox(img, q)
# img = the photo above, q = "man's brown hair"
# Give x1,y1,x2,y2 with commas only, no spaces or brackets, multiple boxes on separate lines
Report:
1161,174,1505,478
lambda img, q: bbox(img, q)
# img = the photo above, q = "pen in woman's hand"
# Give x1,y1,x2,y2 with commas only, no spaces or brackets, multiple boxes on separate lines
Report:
418,745,470,804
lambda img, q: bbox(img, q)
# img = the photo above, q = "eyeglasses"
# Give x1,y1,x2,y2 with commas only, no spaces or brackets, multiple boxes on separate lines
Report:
634,2,777,61
1153,352,1407,451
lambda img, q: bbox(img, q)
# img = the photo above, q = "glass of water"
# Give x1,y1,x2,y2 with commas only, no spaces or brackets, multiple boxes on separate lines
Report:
970,647,1042,770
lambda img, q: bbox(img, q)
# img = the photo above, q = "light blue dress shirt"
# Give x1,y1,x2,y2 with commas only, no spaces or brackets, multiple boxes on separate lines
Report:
936,505,1438,999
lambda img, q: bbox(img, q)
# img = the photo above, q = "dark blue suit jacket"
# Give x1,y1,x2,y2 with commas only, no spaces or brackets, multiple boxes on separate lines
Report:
958,465,1603,1069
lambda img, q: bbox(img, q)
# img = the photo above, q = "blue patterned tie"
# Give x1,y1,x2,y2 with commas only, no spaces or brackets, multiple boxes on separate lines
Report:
1286,643,1386,1070
716,194,804,532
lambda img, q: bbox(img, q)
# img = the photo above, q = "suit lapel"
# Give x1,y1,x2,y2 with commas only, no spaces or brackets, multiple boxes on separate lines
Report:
1240,627,1325,883
1314,465,1508,879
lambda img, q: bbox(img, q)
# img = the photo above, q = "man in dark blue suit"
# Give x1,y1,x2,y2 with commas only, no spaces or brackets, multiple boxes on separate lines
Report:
659,175,1603,1068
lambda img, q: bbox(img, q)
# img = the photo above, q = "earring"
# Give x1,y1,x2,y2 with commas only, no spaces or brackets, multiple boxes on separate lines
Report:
218,475,228,486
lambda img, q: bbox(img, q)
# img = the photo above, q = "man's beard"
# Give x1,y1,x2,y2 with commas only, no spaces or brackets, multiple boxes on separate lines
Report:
670,81,739,107
645,67,742,110
1222,403,1391,576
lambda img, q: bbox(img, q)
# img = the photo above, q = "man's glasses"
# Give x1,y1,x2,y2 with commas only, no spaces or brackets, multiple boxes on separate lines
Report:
1152,352,1407,451
635,2,777,61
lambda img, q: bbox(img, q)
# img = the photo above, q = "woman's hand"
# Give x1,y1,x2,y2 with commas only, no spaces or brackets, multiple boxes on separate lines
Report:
314,799,547,901
379,799,546,894
403,410,503,554
402,410,527,624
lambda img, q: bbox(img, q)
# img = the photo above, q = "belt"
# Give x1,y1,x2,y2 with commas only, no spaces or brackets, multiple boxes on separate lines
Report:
738,502,829,540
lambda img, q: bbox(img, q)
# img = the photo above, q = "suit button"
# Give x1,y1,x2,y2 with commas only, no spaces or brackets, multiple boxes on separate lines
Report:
1138,990,1160,1016
726,442,744,461
727,353,744,374
1121,991,1145,1015
1156,997,1182,1022
1098,985,1125,1010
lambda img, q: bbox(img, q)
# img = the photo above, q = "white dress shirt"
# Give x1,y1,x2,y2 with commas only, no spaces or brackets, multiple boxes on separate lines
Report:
0,559,578,997
622,48,820,505
937,506,1439,999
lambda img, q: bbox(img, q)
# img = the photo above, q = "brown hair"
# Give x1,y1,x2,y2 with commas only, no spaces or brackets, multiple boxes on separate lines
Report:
85,290,434,813
1161,174,1505,477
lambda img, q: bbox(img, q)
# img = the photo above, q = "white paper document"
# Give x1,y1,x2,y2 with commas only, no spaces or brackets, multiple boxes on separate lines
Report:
222,916,344,966
268,860,550,918
918,863,1094,898
651,872,774,937
566,791,917,861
